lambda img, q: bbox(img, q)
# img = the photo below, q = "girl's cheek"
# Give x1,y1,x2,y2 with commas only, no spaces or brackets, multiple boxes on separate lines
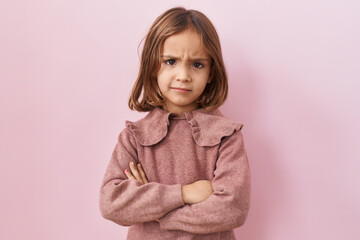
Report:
157,65,167,75
159,64,171,73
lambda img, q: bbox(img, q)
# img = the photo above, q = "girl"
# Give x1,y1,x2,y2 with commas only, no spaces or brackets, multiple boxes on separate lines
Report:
99,7,250,240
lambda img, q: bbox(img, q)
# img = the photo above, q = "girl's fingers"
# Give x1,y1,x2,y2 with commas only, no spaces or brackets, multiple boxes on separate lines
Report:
125,162,149,185
124,169,135,180
138,164,149,184
129,162,143,183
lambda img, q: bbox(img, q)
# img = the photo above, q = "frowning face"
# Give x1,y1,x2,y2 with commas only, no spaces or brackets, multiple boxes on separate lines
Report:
157,29,211,116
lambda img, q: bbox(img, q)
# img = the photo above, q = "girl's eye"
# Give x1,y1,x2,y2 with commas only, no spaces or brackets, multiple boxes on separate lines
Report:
165,59,176,65
193,62,204,69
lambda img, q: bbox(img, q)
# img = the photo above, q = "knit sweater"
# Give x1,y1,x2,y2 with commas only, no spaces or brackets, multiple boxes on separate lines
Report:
99,107,251,240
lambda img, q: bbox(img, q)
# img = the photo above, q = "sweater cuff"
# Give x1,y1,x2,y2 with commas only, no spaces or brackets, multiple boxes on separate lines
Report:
162,183,185,213
158,185,185,230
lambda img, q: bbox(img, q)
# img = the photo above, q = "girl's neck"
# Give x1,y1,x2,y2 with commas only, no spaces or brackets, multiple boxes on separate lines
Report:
162,103,200,116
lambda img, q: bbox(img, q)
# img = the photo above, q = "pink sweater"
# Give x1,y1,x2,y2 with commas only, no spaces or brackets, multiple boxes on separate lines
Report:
99,107,251,240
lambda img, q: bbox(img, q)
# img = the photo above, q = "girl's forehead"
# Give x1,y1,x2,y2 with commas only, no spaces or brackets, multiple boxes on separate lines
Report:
162,30,208,58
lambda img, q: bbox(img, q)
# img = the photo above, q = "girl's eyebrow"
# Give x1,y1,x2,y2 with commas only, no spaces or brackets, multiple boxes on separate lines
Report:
161,55,210,62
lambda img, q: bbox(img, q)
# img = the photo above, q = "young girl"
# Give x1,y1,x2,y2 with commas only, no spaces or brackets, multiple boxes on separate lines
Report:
99,7,250,240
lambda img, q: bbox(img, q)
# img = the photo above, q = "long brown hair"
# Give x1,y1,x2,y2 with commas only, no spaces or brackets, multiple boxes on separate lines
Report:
128,7,228,112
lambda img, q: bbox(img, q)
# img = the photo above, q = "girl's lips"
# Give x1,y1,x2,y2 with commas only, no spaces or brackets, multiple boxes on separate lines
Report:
171,87,191,92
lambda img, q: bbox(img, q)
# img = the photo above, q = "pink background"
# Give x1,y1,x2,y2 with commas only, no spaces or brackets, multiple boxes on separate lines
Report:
1,0,359,239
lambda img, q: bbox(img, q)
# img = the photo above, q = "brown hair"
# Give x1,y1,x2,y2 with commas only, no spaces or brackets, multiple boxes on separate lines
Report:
128,7,228,112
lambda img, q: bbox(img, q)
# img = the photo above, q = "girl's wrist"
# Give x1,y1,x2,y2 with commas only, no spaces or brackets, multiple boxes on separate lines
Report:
181,185,188,204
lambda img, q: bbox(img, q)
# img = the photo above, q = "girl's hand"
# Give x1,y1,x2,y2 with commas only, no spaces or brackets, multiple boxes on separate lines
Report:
124,162,149,184
181,180,213,205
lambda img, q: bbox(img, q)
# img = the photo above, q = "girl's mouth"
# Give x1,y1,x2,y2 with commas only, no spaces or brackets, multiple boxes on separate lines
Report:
171,87,191,92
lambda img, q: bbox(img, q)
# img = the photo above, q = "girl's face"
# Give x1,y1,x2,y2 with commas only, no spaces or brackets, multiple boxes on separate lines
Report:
157,29,211,116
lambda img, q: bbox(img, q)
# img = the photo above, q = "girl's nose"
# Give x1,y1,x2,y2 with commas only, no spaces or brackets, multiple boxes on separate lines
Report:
176,66,191,82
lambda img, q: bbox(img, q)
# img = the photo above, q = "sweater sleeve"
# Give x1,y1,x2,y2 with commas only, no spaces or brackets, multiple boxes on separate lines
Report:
99,128,185,226
158,129,251,234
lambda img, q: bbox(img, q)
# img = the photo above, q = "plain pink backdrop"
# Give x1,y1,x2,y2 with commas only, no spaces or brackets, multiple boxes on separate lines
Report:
1,0,359,239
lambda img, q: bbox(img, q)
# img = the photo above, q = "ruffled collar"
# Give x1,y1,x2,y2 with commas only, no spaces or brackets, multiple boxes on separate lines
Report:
125,107,243,147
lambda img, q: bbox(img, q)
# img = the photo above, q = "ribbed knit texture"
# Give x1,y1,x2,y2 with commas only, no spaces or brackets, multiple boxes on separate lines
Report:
99,107,251,240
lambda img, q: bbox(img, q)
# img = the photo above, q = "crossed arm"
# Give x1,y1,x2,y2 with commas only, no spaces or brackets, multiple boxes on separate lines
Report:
100,129,250,233
124,161,214,222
